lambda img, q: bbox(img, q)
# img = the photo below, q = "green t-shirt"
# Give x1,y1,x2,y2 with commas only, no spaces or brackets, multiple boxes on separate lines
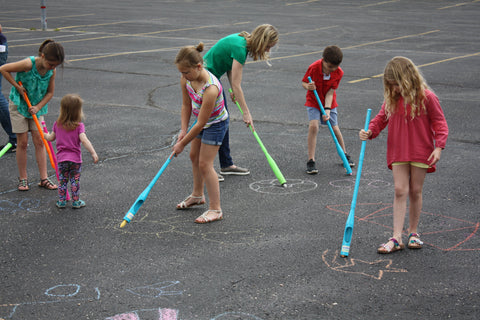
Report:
9,56,53,118
204,34,248,79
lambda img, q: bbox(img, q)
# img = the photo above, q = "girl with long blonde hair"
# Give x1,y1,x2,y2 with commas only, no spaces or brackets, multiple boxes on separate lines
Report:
359,56,449,254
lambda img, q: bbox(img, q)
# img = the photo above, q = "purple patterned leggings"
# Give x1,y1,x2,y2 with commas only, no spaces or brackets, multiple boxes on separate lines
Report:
58,161,82,201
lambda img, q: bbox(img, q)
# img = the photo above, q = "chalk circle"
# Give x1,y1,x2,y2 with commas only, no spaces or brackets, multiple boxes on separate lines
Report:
329,178,390,189
117,221,176,235
366,179,391,188
249,179,317,195
45,284,80,297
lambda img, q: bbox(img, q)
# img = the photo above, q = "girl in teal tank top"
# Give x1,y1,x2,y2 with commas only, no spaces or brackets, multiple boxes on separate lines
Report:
0,39,64,191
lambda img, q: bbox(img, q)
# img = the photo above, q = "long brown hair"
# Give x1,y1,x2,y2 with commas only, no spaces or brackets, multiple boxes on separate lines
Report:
57,94,84,131
38,39,65,65
239,24,278,61
383,56,430,119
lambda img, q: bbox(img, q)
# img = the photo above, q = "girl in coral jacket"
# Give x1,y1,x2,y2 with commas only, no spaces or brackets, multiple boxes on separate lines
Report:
359,56,448,254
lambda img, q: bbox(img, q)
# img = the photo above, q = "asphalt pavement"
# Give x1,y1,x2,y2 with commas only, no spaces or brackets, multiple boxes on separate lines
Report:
1,1,479,319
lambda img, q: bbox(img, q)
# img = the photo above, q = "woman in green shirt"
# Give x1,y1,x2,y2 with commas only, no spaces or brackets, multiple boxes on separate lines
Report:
203,24,278,179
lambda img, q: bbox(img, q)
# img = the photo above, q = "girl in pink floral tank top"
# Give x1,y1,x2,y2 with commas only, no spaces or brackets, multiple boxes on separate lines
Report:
172,43,229,225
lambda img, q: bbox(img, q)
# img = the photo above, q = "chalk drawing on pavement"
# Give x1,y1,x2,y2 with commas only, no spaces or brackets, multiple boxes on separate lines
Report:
106,308,178,320
249,179,317,194
0,284,100,319
0,198,45,215
329,178,390,189
328,202,480,251
102,213,265,245
105,309,264,320
322,249,407,280
126,281,183,297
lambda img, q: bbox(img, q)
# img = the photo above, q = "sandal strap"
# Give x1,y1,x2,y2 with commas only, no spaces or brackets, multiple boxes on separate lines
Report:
198,210,222,223
18,178,28,186
380,237,400,252
408,233,423,245
40,177,55,185
176,194,205,209
182,194,204,202
38,177,57,190
388,237,400,246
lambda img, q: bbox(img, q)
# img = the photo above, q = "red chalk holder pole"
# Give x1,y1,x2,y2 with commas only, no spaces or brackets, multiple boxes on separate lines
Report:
41,0,47,30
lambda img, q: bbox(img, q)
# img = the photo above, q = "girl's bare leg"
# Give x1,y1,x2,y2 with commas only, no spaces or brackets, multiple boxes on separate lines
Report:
31,129,48,180
198,143,221,215
391,164,411,244
408,166,427,234
16,132,29,180
188,138,204,201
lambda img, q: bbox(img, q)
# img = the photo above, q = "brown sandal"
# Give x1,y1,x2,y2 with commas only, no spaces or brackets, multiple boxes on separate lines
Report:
407,233,424,249
38,178,58,190
377,237,405,254
18,178,29,191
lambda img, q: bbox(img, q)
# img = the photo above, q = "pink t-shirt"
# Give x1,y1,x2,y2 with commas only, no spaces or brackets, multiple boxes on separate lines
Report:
368,90,448,173
53,122,85,163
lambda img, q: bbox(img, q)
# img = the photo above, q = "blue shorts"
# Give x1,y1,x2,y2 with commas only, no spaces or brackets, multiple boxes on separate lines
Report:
196,118,229,146
307,106,338,126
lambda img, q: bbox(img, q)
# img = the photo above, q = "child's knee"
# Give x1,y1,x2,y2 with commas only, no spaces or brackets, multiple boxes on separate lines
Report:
189,150,198,163
16,139,28,150
394,185,409,198
308,121,319,133
409,185,423,199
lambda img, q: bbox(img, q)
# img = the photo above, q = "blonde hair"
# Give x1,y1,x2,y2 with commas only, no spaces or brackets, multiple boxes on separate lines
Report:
57,94,84,131
239,24,279,61
383,56,430,119
175,43,204,68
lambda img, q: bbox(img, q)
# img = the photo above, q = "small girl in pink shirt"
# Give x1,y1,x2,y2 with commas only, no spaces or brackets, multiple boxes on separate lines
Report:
359,57,448,254
45,94,98,209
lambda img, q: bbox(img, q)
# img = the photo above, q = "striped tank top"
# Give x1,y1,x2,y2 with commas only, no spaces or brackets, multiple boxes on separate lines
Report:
185,70,228,128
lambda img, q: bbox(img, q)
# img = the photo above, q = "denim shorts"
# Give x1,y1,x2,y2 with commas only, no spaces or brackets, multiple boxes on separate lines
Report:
196,118,229,146
307,106,338,126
